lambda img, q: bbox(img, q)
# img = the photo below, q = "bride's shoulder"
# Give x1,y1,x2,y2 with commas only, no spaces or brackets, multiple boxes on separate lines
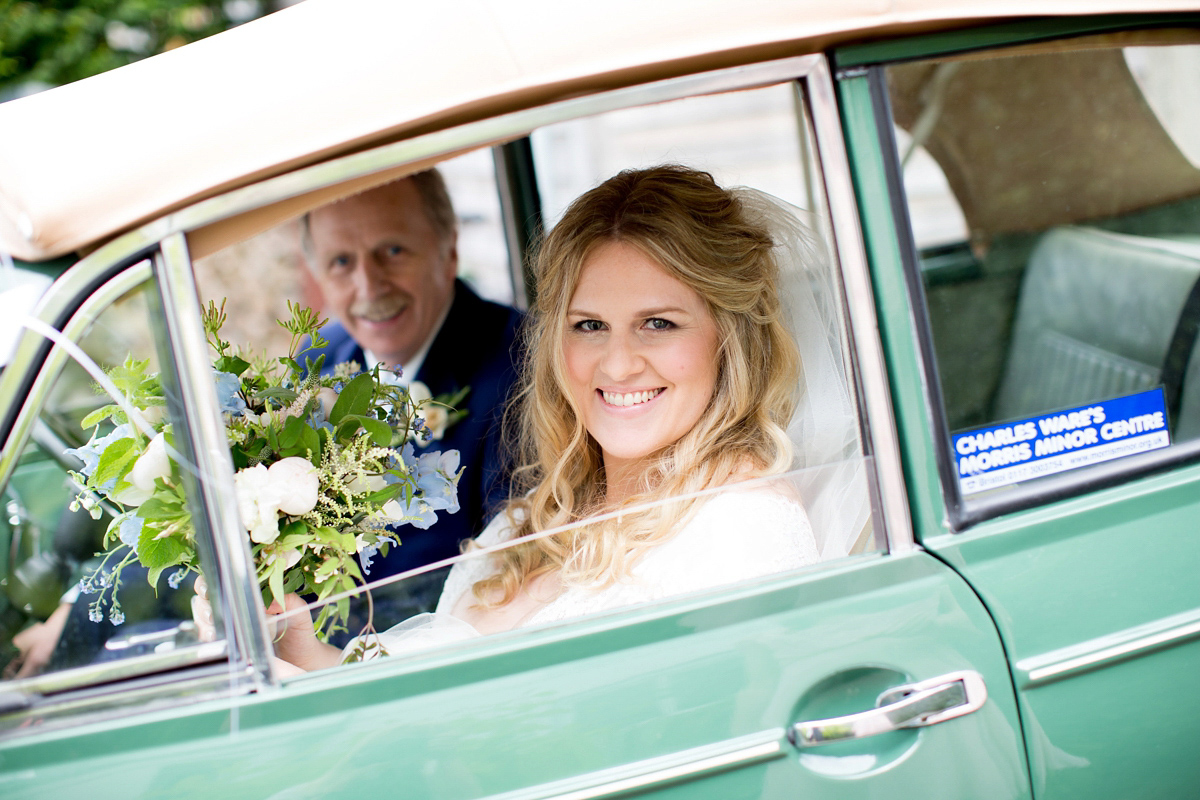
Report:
692,481,811,530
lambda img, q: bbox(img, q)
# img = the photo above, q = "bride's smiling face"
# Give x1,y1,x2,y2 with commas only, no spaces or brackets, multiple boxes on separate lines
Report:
563,240,721,477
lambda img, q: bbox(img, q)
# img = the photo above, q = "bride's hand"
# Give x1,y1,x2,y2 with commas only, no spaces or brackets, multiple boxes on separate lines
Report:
265,593,343,673
193,577,340,672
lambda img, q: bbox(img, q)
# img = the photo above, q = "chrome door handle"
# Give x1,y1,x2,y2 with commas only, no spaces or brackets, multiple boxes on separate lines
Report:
788,670,987,748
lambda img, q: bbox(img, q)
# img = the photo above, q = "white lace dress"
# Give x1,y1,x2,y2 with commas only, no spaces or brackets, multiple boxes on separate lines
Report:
344,484,818,660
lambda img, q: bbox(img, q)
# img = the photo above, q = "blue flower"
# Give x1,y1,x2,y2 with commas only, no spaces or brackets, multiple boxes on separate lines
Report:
65,423,134,479
214,371,248,415
393,495,438,529
359,542,379,575
167,569,186,590
119,515,144,554
415,449,461,514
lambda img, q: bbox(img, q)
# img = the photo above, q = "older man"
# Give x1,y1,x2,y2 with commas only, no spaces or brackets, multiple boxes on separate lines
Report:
303,170,523,588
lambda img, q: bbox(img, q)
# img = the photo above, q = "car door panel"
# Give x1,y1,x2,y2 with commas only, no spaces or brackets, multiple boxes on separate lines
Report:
3,552,1030,799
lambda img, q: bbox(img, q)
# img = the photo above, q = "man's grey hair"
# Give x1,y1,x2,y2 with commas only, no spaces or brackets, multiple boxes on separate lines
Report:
299,168,457,259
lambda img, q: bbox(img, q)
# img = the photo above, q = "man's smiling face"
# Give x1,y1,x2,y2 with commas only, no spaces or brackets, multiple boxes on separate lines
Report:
307,179,457,367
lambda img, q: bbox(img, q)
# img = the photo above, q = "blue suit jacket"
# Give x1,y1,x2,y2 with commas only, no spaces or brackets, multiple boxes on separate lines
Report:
305,279,523,579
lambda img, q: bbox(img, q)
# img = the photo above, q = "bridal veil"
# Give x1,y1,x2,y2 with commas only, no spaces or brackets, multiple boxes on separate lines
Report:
735,188,873,561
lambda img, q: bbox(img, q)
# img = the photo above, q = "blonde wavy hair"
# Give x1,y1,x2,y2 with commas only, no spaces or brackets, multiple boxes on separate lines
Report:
472,165,801,606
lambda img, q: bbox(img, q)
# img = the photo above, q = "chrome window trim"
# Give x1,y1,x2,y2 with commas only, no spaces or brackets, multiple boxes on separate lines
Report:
1017,606,1200,688
481,729,785,800
3,657,249,739
0,259,153,484
805,56,916,554
41,51,913,556
156,233,275,687
9,640,228,699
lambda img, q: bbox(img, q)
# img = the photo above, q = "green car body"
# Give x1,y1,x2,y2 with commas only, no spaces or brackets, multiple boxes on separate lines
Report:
0,3,1197,797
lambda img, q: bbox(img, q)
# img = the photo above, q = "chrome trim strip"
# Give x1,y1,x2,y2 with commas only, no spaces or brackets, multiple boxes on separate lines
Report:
805,56,916,555
484,730,785,800
156,233,275,686
10,642,228,697
1018,607,1200,687
2,658,251,739
0,260,152,485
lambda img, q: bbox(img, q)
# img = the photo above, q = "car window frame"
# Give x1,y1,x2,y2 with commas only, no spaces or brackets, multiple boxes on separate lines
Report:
853,18,1200,532
0,53,915,713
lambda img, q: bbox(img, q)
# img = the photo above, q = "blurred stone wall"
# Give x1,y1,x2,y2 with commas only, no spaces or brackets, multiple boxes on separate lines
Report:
192,217,325,359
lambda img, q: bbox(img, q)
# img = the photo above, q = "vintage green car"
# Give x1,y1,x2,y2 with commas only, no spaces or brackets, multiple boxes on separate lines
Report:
1,1,1199,797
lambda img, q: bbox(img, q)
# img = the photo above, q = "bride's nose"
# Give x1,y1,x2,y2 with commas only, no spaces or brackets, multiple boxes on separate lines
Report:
597,330,644,381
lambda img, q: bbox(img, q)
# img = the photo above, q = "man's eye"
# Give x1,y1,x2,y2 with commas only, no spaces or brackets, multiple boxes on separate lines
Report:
574,319,605,332
646,318,674,330
328,255,352,271
383,245,405,258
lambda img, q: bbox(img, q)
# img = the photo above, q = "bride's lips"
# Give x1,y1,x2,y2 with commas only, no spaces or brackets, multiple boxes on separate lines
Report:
597,387,665,409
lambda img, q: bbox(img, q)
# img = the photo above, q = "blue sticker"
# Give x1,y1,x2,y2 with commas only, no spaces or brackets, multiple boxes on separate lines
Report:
954,388,1170,494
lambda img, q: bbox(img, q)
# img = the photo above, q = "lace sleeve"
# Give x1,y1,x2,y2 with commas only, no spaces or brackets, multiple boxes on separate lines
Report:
527,485,818,626
636,487,818,597
433,510,516,614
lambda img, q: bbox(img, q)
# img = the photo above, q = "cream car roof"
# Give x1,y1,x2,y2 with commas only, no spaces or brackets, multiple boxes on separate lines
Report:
0,0,1196,261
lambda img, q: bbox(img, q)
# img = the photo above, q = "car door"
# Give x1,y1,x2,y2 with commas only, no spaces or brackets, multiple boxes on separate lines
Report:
840,18,1200,800
1,55,1032,799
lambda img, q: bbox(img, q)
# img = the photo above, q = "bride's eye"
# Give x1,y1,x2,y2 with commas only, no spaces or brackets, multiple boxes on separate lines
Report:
645,318,674,331
574,319,605,332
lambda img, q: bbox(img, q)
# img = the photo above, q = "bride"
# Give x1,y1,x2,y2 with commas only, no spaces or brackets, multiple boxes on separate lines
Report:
268,164,855,671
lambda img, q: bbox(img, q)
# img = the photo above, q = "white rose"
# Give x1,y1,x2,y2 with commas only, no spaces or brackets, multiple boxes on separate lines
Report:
267,457,320,515
130,432,171,492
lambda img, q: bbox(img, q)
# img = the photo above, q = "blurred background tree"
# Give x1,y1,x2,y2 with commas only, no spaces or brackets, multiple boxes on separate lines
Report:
0,0,297,99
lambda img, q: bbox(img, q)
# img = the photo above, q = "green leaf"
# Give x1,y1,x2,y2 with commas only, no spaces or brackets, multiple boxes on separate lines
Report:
81,403,123,430
268,561,286,610
215,354,251,376
329,373,373,425
136,494,185,521
138,526,190,571
280,414,308,448
364,484,401,505
347,414,391,446
92,437,137,487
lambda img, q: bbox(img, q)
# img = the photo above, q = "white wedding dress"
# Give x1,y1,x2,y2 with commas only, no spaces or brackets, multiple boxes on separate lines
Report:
343,483,818,661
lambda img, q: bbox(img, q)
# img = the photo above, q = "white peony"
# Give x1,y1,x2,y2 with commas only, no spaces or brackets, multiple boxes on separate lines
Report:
233,458,320,544
267,457,320,515
129,432,171,492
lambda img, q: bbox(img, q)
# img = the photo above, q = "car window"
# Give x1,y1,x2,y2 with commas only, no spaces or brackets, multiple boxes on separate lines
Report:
192,148,516,359
887,33,1200,507
289,458,879,672
531,83,819,226
259,81,885,674
0,272,226,709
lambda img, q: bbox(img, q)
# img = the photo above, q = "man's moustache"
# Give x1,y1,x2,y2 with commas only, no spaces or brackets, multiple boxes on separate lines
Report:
350,297,410,321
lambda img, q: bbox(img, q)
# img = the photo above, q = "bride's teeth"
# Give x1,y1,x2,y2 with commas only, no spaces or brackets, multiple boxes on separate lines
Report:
604,389,661,406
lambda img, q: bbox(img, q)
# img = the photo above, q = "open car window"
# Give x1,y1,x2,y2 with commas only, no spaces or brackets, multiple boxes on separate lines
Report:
287,460,880,672
232,78,889,672
888,32,1200,514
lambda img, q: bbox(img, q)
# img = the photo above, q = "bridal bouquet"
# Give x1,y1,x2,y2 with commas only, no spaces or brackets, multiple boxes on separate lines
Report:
67,301,462,641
